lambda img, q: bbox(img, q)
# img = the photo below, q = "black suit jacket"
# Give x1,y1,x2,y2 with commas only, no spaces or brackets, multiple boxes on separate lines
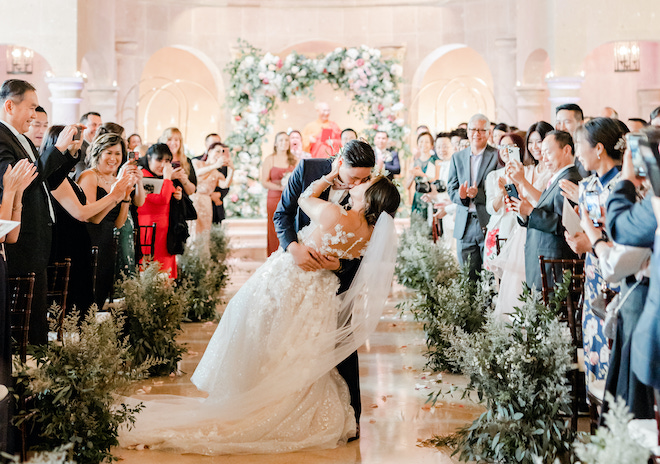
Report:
0,123,75,274
273,158,358,293
520,165,582,291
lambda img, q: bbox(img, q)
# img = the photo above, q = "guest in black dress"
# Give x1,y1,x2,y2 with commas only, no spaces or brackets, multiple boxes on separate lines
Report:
77,133,139,309
43,126,135,317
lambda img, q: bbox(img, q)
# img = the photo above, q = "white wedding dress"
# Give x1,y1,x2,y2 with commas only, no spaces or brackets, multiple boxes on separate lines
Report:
119,213,397,455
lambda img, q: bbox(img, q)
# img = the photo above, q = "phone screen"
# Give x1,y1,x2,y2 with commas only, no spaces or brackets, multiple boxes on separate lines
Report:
584,191,601,226
627,134,646,177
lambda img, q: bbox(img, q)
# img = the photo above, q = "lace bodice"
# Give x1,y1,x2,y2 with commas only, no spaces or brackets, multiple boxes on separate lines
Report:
298,223,368,260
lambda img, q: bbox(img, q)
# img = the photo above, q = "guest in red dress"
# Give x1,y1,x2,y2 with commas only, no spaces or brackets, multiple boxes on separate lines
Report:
138,143,184,278
260,132,297,256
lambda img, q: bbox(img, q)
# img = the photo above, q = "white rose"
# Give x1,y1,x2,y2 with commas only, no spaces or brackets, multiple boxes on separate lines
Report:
299,69,307,77
248,144,260,156
291,65,300,74
390,64,403,77
347,48,359,60
244,56,254,67
391,102,404,112
238,152,251,163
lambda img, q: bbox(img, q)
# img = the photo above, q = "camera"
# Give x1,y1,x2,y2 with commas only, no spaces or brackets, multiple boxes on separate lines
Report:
415,181,431,194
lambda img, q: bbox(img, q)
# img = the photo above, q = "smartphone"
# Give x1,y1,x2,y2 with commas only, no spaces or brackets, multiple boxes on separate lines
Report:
128,151,140,166
171,161,181,169
639,130,660,197
584,191,601,226
504,183,519,199
506,146,521,163
627,133,646,177
73,126,82,141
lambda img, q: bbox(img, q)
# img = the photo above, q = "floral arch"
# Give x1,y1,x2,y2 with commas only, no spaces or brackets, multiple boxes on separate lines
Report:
223,40,410,217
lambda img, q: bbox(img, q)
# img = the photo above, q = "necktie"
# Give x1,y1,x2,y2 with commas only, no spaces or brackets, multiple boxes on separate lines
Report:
18,134,56,222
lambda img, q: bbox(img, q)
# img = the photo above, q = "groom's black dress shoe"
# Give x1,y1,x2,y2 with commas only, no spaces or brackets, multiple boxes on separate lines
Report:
347,425,360,442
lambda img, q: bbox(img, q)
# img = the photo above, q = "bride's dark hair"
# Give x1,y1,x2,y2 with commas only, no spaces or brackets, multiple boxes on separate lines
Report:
363,176,400,226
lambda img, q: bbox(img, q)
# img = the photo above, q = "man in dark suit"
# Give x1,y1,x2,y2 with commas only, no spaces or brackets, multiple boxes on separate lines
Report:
373,130,400,179
273,139,374,438
509,130,582,291
72,111,101,180
447,113,498,281
0,79,79,345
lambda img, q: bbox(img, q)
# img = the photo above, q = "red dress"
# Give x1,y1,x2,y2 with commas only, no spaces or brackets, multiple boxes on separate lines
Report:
267,165,294,256
138,169,177,278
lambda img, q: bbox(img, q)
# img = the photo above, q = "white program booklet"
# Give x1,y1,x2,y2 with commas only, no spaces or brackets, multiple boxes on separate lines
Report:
142,177,164,195
0,219,19,238
562,198,583,236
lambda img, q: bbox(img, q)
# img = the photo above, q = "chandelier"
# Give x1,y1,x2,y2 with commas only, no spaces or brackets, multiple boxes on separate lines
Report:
613,41,640,72
6,46,34,74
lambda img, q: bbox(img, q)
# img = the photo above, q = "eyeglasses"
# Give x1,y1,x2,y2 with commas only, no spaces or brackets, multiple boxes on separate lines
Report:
468,128,488,133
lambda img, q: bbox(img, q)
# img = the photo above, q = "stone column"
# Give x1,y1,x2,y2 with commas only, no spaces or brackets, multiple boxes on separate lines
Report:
545,76,584,117
494,38,518,125
85,87,119,123
45,76,85,125
637,89,660,121
515,85,549,130
115,40,142,135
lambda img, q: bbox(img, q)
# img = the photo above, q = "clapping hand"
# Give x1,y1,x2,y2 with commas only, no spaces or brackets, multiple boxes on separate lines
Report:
559,180,579,203
466,181,478,199
4,159,38,194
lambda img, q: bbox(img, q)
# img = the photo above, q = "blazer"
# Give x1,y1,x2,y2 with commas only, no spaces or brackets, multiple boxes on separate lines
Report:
520,165,582,291
0,123,76,274
447,145,499,239
606,179,656,249
383,149,400,177
273,158,358,293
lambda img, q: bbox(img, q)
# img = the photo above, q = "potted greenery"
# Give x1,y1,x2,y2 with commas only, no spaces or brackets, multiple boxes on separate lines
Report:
12,308,152,464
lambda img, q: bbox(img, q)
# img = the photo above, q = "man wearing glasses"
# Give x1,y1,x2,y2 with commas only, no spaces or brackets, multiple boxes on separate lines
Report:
447,113,498,281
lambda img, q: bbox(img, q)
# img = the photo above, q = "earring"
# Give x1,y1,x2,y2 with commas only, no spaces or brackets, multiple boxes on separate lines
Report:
597,152,601,160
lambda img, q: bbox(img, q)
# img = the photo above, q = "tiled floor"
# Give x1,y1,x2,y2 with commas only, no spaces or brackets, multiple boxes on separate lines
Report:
115,255,482,463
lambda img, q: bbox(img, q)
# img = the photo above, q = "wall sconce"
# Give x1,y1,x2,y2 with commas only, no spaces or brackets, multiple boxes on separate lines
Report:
6,46,33,74
614,41,640,72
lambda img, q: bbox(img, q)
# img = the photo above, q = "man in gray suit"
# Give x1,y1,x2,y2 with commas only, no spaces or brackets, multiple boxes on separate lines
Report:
447,113,499,281
508,130,582,291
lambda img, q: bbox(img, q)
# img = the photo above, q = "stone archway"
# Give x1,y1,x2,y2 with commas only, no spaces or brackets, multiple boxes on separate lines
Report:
411,45,495,133
137,46,224,154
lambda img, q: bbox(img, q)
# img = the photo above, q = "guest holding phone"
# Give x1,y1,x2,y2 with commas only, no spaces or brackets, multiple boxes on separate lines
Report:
562,118,627,400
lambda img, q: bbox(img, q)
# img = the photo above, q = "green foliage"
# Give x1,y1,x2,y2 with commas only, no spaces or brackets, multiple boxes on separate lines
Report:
434,281,575,464
178,225,230,322
395,215,493,371
573,393,651,464
12,308,152,464
117,261,187,376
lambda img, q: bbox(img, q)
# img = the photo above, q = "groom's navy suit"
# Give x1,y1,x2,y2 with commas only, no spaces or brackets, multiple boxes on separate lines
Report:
273,158,363,424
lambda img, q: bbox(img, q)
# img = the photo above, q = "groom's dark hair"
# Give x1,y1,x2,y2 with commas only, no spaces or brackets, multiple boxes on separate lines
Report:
342,139,375,168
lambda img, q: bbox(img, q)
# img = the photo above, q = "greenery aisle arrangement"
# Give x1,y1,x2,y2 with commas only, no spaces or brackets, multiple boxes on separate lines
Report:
177,225,230,322
117,261,186,376
12,308,152,464
395,215,493,372
430,284,575,463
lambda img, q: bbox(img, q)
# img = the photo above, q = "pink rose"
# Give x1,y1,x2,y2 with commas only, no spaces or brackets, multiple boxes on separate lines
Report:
388,115,395,122
277,58,283,69
260,108,268,115
356,58,365,67
378,104,384,112
234,115,241,121
262,78,269,85
231,194,239,202
373,124,379,130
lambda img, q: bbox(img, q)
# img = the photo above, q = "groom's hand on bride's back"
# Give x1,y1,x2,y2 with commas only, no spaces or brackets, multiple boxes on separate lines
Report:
288,242,340,272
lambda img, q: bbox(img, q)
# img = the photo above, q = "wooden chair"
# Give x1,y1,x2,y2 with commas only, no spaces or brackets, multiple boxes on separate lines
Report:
431,217,443,243
138,222,157,260
91,246,99,305
47,258,71,338
8,273,36,364
539,255,585,431
495,234,507,255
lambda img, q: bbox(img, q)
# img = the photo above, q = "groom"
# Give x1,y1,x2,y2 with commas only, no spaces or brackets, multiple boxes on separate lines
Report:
273,139,375,437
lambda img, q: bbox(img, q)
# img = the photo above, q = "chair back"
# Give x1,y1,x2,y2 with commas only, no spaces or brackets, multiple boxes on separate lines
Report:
47,258,71,338
538,255,585,348
8,273,36,363
138,222,157,260
495,234,507,255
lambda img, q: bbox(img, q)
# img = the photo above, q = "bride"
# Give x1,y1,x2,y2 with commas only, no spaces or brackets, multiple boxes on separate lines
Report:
119,165,401,455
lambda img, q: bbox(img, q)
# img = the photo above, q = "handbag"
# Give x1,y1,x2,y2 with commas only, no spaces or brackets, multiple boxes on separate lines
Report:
166,190,197,255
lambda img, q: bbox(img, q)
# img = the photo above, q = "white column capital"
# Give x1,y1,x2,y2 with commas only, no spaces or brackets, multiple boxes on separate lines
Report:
45,76,85,125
